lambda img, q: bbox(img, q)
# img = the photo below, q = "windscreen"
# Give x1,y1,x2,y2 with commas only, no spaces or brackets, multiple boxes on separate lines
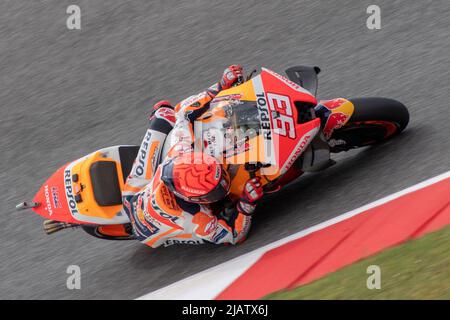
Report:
208,99,261,132
194,99,263,160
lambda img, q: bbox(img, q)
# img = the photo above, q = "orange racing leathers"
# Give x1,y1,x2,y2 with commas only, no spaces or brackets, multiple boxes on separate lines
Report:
121,82,253,248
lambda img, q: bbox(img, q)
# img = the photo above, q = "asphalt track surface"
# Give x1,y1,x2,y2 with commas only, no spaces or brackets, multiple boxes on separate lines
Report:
1,0,449,299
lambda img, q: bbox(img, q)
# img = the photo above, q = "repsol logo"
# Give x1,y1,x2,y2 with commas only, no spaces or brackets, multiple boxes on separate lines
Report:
64,169,79,215
135,130,152,176
163,239,203,247
256,93,272,141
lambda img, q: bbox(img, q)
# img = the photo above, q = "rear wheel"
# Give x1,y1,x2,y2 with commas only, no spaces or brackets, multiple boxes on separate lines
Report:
329,97,409,152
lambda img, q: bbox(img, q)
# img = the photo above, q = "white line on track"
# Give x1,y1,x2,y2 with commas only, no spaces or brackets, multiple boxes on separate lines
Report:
137,170,450,300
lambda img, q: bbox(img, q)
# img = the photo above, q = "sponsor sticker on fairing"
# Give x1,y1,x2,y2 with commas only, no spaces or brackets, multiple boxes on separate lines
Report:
64,168,80,216
280,126,320,174
253,76,275,167
51,186,62,209
44,185,53,216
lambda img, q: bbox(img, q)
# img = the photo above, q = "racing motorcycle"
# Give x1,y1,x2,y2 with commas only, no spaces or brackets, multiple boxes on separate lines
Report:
16,66,409,241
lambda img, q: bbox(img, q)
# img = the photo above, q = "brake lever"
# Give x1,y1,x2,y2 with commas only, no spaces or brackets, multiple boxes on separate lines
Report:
232,68,256,87
246,69,257,82
244,162,260,179
244,162,270,178
244,162,274,192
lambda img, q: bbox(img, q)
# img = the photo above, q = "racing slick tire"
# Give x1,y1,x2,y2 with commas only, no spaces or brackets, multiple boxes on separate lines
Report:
329,97,409,152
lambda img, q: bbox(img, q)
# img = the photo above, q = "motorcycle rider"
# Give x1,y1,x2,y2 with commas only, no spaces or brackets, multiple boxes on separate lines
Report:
122,65,264,247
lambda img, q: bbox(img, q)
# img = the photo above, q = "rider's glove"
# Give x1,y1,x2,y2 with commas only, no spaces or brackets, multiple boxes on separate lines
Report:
220,64,244,90
237,177,264,216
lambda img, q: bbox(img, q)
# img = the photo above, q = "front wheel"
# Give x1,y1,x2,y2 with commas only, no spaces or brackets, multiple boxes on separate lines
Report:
329,97,409,152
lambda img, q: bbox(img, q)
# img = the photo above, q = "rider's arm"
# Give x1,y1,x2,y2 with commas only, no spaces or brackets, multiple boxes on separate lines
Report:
122,107,176,196
192,207,252,245
174,82,220,122
174,65,244,122
167,83,219,149
170,65,244,148
191,176,263,245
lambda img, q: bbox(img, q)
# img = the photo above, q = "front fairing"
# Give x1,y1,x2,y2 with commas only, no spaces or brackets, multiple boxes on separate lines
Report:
195,68,321,180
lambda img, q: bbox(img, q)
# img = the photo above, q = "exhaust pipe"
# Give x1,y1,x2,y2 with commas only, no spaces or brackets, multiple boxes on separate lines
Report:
43,220,79,235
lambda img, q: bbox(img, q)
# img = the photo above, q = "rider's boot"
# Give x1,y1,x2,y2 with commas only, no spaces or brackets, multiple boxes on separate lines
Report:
149,100,174,120
152,100,173,111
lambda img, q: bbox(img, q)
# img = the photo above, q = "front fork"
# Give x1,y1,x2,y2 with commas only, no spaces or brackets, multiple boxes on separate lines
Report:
266,131,335,192
293,99,351,172
296,132,335,172
263,103,342,191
